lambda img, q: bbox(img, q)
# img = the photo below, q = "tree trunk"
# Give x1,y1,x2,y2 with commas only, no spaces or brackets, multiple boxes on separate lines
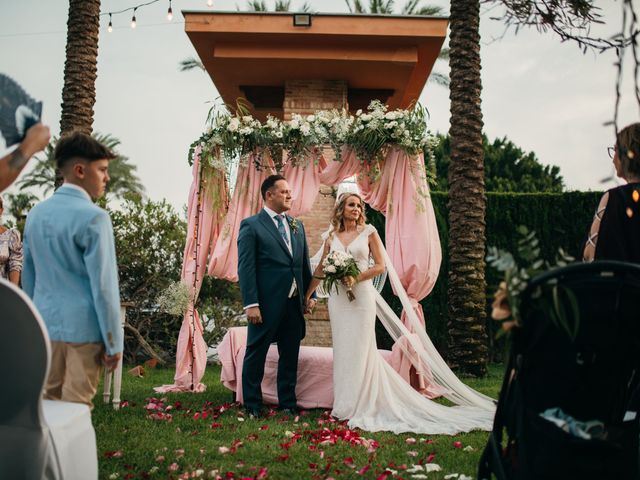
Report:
446,0,489,376
57,0,101,187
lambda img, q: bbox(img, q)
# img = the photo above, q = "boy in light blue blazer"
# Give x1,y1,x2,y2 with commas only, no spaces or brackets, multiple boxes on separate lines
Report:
22,132,122,408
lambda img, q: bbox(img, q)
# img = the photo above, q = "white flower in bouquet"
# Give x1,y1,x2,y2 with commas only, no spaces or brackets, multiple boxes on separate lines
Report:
360,113,372,122
242,115,253,122
289,118,300,129
275,130,284,139
322,250,361,302
239,126,253,136
266,117,279,129
384,111,398,121
227,117,240,132
306,114,316,122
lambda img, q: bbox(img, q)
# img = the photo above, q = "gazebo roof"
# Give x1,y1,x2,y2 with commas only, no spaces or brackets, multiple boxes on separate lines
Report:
183,11,448,118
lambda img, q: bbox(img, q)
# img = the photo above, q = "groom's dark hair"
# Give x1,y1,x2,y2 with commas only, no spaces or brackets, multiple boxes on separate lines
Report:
261,174,286,200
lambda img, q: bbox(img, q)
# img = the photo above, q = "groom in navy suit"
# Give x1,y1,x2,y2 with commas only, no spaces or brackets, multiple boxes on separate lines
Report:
238,174,316,416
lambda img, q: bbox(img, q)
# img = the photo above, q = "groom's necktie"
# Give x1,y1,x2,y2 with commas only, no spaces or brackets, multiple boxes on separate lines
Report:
275,214,290,246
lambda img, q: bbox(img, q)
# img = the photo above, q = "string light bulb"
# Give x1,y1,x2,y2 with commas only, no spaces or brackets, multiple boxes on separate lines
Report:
108,13,113,32
131,8,137,29
167,0,173,21
207,0,213,6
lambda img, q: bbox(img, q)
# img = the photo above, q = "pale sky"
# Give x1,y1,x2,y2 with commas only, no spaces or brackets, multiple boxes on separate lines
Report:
1,1,637,212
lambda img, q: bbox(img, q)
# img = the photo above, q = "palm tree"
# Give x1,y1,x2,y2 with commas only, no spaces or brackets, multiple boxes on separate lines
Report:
446,0,488,376
344,0,450,86
57,0,102,187
18,133,145,202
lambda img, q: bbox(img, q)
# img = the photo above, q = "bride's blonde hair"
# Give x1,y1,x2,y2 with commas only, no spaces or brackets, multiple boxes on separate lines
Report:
330,192,366,233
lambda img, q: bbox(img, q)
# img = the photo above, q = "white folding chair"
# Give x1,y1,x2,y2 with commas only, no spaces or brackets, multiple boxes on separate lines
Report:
102,303,129,410
0,279,98,480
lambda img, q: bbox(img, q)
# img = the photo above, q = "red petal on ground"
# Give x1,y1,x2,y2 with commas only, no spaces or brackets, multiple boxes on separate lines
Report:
376,473,390,480
343,457,355,467
426,453,436,463
246,434,259,441
257,467,268,479
259,425,269,430
308,463,318,470
453,441,463,449
276,454,289,462
104,450,123,458
211,423,223,429
357,465,370,475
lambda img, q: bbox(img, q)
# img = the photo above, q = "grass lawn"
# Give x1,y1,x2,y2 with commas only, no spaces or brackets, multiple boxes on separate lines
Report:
93,364,503,480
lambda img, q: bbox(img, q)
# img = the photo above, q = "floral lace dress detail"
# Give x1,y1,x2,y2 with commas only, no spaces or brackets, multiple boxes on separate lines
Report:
0,228,23,279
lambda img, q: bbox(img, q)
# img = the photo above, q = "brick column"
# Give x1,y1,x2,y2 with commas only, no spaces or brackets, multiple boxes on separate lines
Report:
283,80,347,347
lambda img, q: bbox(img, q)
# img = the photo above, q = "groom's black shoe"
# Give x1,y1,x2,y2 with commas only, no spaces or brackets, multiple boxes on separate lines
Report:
278,406,300,416
244,405,264,419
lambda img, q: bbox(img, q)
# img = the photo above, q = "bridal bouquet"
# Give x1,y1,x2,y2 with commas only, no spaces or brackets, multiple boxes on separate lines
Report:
322,251,361,302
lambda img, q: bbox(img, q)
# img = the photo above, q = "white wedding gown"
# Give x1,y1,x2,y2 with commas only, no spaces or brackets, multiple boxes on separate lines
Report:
327,224,494,434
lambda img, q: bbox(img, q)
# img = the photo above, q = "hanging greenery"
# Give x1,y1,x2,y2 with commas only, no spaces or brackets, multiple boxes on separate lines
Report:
188,99,435,176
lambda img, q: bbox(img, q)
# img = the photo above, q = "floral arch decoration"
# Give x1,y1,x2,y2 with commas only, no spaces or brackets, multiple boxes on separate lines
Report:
156,100,443,394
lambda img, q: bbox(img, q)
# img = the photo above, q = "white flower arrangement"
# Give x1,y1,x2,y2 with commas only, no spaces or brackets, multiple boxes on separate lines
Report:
188,100,434,176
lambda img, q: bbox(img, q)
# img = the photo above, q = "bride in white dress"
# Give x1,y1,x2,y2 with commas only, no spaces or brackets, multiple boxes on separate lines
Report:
304,193,495,434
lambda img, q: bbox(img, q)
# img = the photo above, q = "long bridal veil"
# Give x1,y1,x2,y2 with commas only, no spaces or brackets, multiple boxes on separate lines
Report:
311,228,495,413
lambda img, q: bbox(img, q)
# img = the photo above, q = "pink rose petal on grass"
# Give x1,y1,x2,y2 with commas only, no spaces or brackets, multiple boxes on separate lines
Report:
407,451,419,457
343,457,355,468
168,463,179,471
155,455,165,463
218,447,230,454
452,441,463,449
256,467,268,479
104,450,123,459
357,465,370,475
426,453,436,463
405,437,417,444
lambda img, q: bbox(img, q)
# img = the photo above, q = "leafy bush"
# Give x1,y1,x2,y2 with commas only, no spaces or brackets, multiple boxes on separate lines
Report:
110,195,243,362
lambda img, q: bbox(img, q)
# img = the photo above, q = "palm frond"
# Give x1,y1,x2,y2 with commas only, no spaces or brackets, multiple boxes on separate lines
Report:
415,5,443,15
428,71,450,87
274,0,291,11
178,57,205,72
246,0,268,11
437,47,449,61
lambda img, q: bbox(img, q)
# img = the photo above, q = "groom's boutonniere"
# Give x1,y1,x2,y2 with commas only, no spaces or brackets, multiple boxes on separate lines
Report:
288,216,300,234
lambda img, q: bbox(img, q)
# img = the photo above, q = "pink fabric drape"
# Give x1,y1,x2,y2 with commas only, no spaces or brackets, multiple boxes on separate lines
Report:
155,152,228,393
208,153,276,281
284,155,327,217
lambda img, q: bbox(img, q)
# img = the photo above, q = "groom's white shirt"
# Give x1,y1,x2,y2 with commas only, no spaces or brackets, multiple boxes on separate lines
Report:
243,207,297,310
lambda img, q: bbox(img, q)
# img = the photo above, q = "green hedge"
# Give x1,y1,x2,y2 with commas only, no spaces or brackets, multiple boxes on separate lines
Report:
368,191,603,359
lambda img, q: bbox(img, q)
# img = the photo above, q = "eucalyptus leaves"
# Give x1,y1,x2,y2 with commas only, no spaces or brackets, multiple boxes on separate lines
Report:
486,226,576,335
188,100,433,174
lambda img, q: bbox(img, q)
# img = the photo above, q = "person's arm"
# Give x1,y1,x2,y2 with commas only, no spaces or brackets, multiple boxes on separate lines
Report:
0,123,50,193
304,240,330,304
22,223,35,298
237,219,262,324
582,192,609,262
83,211,123,361
8,229,23,286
